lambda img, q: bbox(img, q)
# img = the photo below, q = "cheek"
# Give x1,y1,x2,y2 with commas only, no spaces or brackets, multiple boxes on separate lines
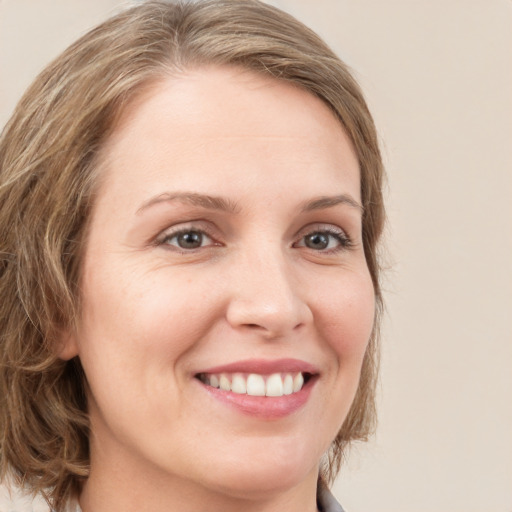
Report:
306,269,375,446
315,270,375,363
77,264,223,375
75,266,225,435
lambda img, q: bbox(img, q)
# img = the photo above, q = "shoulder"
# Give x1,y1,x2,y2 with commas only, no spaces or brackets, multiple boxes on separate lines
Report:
0,484,50,512
317,482,346,512
0,483,83,512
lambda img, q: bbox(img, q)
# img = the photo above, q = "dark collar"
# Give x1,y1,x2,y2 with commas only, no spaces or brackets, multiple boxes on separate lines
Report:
317,481,345,512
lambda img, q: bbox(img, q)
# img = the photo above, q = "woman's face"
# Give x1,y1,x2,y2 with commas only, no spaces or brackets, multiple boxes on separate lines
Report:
67,66,375,500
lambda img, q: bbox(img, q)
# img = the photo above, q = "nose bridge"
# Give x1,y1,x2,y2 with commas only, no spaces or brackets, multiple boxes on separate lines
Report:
226,241,310,337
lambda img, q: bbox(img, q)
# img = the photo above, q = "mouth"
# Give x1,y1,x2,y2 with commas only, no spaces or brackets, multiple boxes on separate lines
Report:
195,371,313,397
193,359,318,419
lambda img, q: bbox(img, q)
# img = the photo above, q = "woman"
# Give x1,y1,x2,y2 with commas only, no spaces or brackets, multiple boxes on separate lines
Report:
0,1,385,511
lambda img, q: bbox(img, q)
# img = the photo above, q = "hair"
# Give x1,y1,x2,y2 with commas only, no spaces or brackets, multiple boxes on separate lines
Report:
0,0,385,509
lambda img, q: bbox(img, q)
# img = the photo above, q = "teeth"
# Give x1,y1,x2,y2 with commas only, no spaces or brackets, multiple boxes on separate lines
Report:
246,374,266,396
209,374,219,388
293,372,304,393
202,372,307,396
219,374,231,391
283,374,294,395
266,373,284,397
231,374,247,394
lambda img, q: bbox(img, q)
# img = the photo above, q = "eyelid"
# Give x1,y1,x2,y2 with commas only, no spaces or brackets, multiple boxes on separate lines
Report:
155,221,220,248
293,223,353,251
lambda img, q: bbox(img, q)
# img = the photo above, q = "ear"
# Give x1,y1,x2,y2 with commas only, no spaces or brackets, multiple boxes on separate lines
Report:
54,329,80,361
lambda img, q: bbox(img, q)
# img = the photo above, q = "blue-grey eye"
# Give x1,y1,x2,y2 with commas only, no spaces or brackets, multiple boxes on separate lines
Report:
304,232,330,250
177,231,203,249
165,230,211,249
297,230,348,251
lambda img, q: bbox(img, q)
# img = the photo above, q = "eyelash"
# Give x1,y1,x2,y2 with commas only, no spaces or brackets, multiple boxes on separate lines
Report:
293,226,353,253
158,226,217,252
157,224,353,254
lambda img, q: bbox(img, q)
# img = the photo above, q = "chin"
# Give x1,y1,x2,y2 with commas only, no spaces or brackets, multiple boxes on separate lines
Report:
209,467,316,501
194,438,320,499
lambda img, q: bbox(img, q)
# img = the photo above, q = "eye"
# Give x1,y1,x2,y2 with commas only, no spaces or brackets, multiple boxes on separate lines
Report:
294,228,351,252
160,229,214,250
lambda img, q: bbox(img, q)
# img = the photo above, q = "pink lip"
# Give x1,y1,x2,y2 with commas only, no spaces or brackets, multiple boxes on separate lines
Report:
194,358,319,420
196,358,319,375
200,378,316,419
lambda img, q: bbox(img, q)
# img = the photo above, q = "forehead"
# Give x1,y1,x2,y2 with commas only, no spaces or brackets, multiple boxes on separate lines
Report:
111,65,347,136
96,65,360,204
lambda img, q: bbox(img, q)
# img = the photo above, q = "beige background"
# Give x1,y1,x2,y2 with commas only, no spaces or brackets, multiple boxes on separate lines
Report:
1,0,511,511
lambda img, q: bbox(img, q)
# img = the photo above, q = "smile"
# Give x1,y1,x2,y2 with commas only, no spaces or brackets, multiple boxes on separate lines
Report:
196,372,308,397
194,359,318,418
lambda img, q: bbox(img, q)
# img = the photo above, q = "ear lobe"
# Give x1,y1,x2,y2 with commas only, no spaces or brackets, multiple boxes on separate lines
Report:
54,329,80,361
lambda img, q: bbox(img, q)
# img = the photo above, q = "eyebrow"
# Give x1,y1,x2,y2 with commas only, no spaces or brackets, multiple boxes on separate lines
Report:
300,194,364,213
137,192,241,215
137,191,362,215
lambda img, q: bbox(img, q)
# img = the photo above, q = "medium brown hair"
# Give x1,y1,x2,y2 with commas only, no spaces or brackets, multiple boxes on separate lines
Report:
0,1,385,509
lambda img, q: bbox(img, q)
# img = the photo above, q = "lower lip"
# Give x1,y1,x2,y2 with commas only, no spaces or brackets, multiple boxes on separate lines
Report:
198,377,316,419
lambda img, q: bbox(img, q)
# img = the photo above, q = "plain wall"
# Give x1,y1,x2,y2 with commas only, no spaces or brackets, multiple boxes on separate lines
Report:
1,1,511,511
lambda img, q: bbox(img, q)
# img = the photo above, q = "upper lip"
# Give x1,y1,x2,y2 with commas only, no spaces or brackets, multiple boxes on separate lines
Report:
195,358,319,376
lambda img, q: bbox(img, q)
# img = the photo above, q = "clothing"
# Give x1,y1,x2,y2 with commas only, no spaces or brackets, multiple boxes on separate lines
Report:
317,484,345,512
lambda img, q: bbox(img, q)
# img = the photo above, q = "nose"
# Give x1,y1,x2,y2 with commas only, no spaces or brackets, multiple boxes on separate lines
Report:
225,249,312,339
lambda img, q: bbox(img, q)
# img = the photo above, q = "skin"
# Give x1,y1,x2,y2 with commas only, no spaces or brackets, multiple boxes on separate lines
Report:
62,66,375,512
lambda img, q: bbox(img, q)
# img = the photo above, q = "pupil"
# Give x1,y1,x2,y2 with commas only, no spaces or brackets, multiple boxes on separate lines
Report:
306,232,328,249
178,231,202,249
